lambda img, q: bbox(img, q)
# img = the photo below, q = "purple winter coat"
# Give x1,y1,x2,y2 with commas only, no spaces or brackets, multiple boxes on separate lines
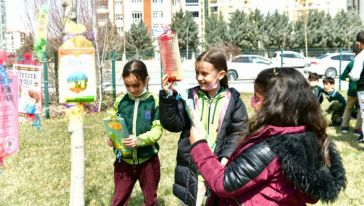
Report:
191,125,346,206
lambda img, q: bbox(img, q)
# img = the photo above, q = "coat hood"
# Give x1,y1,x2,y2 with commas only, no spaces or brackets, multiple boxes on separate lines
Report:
267,132,346,202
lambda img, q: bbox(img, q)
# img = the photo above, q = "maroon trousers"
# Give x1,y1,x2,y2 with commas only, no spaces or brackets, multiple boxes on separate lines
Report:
111,155,160,206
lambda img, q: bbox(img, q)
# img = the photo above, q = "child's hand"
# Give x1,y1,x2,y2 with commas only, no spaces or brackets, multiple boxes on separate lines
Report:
162,74,173,94
105,137,113,147
189,126,205,145
220,157,229,167
122,135,138,148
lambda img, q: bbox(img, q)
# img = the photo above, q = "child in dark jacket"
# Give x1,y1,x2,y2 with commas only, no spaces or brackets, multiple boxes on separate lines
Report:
106,60,163,206
189,67,346,205
159,49,249,206
322,77,347,126
308,72,323,104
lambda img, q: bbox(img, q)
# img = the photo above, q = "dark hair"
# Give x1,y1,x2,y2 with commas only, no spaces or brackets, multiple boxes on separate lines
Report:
251,67,331,166
122,60,149,84
353,41,362,55
308,72,320,81
356,31,364,44
196,48,229,88
323,77,335,85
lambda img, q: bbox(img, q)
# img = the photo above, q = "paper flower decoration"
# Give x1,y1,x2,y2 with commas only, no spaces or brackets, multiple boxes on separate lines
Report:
34,38,46,60
64,19,87,35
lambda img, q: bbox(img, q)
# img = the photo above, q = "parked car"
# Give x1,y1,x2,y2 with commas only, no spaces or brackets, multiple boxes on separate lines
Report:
305,52,354,78
272,51,310,68
227,55,276,80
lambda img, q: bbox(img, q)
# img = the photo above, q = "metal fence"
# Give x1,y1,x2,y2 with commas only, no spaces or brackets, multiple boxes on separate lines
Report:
28,47,352,107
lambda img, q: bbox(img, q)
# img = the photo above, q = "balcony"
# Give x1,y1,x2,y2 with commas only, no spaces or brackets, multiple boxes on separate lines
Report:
186,0,199,6
97,6,108,14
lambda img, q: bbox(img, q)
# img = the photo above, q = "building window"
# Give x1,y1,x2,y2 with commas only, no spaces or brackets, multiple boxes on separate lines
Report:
153,24,162,31
98,13,108,22
186,0,198,6
115,0,122,5
117,26,123,34
153,11,163,19
116,14,123,20
132,12,142,23
153,0,163,3
131,0,141,3
192,11,199,17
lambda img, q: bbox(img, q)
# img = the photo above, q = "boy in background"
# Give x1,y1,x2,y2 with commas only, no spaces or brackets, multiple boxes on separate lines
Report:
322,77,346,126
340,45,362,136
349,31,364,143
308,72,323,104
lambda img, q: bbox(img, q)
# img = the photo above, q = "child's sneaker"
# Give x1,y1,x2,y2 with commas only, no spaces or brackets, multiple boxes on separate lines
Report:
356,135,364,143
353,129,362,137
341,127,349,134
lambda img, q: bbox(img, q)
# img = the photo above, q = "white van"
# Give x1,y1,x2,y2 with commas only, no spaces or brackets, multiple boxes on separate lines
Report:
272,51,310,68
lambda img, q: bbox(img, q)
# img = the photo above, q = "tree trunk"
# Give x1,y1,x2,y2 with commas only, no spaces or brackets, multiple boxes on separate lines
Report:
67,104,85,206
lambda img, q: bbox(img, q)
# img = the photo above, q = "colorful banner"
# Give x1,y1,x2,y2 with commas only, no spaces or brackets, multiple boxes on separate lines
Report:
34,5,49,60
14,64,42,114
0,71,19,163
58,48,96,103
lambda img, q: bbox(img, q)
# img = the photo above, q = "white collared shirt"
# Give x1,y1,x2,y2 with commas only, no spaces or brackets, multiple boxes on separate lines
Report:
349,49,364,81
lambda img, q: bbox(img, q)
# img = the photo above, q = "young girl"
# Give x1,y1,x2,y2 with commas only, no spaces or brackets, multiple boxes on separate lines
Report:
159,49,249,206
106,60,163,206
189,67,346,205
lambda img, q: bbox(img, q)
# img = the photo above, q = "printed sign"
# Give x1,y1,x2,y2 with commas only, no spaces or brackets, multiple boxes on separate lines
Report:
14,64,42,114
0,72,19,161
58,48,96,103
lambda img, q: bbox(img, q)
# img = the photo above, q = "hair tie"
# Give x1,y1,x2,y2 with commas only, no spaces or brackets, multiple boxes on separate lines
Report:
273,68,279,76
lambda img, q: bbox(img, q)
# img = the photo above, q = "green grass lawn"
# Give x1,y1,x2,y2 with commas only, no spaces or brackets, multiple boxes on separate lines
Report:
0,93,363,205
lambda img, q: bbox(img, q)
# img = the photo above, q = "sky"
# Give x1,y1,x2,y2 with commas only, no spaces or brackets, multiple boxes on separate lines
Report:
254,0,285,15
5,0,25,31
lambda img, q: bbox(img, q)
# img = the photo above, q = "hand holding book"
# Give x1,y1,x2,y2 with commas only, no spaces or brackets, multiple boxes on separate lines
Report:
122,135,138,148
103,116,132,157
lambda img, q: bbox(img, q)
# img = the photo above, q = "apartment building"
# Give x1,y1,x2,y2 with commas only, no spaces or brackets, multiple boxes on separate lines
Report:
347,0,364,21
96,0,109,26
209,0,253,22
5,30,25,53
107,0,349,51
284,0,347,21
109,1,252,42
171,0,204,48
0,0,6,50
110,0,124,34
109,0,173,37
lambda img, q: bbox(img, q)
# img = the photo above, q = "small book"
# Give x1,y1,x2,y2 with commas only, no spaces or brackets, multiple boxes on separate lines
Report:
103,116,131,156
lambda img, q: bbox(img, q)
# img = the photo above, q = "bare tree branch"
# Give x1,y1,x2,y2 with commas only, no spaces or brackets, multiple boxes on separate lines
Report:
22,0,123,108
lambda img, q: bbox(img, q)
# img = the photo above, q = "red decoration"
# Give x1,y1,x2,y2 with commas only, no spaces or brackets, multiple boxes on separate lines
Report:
0,50,8,65
17,52,39,65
